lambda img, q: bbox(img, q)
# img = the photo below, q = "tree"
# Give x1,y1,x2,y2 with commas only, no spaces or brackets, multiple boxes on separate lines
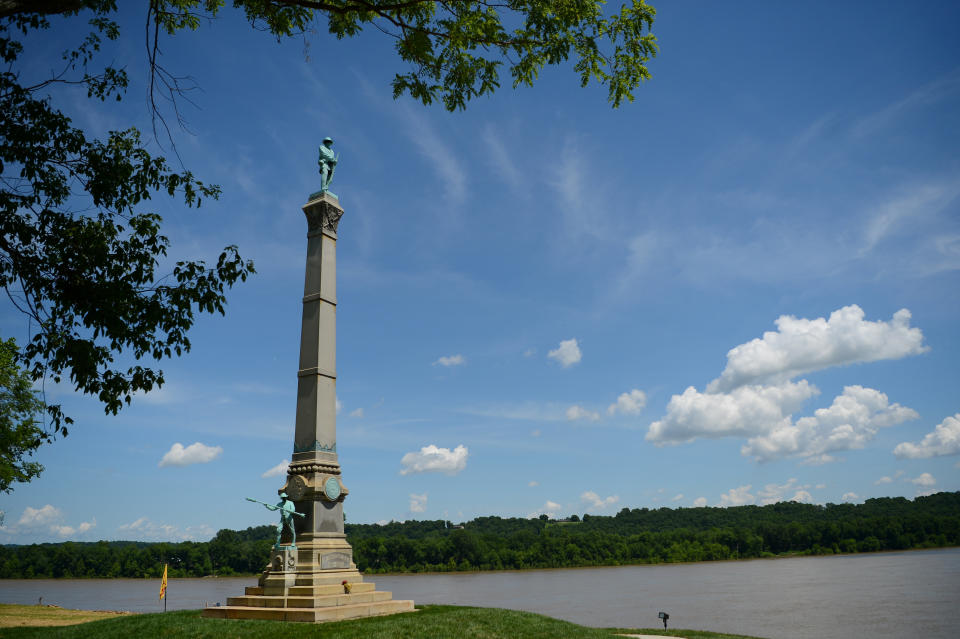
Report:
1,2,255,444
0,0,657,481
0,337,47,492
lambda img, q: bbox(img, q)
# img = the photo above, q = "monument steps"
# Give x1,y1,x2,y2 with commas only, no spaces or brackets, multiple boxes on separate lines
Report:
245,582,376,596
203,598,415,622
227,590,393,608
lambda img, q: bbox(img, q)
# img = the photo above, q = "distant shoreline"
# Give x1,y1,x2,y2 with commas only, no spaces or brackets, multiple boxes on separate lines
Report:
1,545,955,580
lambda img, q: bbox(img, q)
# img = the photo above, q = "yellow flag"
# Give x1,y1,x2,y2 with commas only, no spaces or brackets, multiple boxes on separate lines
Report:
159,563,168,601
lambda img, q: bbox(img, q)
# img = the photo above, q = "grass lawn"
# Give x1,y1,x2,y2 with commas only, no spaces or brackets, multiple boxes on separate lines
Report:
0,604,766,639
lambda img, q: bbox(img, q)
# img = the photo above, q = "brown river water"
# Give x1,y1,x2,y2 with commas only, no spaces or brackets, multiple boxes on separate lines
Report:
1,547,957,638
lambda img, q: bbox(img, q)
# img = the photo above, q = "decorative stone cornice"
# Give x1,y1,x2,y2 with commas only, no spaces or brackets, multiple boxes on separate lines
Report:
303,197,343,234
288,460,341,475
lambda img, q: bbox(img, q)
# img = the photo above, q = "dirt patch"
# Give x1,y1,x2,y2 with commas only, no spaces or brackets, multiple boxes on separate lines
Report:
0,603,136,627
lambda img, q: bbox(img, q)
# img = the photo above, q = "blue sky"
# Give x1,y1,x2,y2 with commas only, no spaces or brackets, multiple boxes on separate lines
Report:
2,1,959,543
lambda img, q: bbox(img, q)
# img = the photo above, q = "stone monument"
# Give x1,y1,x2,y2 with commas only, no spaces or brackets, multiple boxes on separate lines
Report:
202,142,414,623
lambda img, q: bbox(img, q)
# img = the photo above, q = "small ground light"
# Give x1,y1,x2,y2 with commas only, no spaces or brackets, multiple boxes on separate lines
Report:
658,611,670,630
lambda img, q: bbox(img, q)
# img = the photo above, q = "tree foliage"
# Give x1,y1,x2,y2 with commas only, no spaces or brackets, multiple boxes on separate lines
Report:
0,337,46,492
1,1,658,111
1,2,255,441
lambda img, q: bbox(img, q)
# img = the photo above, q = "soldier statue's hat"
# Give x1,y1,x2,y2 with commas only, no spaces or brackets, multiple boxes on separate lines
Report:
322,136,334,144
279,492,288,498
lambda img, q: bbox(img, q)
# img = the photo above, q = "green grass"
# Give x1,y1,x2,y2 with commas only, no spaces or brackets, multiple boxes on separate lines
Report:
0,605,766,639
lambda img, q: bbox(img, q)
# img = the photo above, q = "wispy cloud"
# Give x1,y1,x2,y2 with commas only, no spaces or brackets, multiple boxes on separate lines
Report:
850,69,960,138
483,123,523,191
859,179,960,257
398,103,467,204
566,405,600,422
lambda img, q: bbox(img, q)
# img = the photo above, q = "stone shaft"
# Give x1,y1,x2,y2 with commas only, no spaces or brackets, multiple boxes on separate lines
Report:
287,194,347,540
202,192,413,623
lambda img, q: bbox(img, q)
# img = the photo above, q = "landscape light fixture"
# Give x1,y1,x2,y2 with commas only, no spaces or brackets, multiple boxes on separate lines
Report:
658,611,670,630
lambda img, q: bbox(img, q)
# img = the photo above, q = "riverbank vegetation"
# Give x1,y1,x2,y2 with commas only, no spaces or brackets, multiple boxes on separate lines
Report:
0,604,765,639
1,492,956,578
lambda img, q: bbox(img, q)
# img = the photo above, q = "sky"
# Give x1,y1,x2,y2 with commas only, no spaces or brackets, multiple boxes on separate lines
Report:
2,1,959,544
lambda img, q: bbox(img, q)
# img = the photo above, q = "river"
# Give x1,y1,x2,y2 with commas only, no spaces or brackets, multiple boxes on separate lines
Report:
1,548,958,639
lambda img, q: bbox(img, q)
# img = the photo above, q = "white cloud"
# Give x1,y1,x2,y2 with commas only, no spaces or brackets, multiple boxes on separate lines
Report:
51,519,96,538
409,493,428,513
757,478,813,505
841,492,859,503
548,338,582,368
672,494,685,502
566,405,600,422
528,500,563,519
528,480,539,487
693,497,707,507
262,459,290,478
400,444,468,476
18,505,61,526
158,442,223,468
910,472,936,487
433,354,466,367
581,491,620,511
875,470,905,484
718,485,755,507
708,305,928,393
523,348,536,358
607,389,647,416
349,407,364,418
118,517,214,542
894,414,960,459
742,386,918,463
336,398,342,414
647,380,817,444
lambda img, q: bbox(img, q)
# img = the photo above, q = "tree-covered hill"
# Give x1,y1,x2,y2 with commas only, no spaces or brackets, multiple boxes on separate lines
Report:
2,492,957,578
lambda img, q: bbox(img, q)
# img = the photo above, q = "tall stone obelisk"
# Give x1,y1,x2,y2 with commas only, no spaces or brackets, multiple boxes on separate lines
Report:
202,157,413,623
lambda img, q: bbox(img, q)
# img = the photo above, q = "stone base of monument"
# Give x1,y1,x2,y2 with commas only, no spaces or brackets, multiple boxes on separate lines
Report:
201,543,414,623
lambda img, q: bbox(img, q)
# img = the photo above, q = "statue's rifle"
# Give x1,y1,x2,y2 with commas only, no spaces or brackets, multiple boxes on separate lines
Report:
328,152,339,183
244,497,306,517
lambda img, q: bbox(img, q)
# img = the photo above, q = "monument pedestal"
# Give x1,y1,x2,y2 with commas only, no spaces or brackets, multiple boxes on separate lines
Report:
202,191,413,623
202,551,413,622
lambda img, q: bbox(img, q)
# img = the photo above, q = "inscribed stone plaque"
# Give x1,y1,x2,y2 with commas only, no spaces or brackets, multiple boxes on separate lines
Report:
320,551,351,569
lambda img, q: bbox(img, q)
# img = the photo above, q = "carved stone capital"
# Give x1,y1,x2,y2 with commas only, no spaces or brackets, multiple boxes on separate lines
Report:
303,196,344,234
